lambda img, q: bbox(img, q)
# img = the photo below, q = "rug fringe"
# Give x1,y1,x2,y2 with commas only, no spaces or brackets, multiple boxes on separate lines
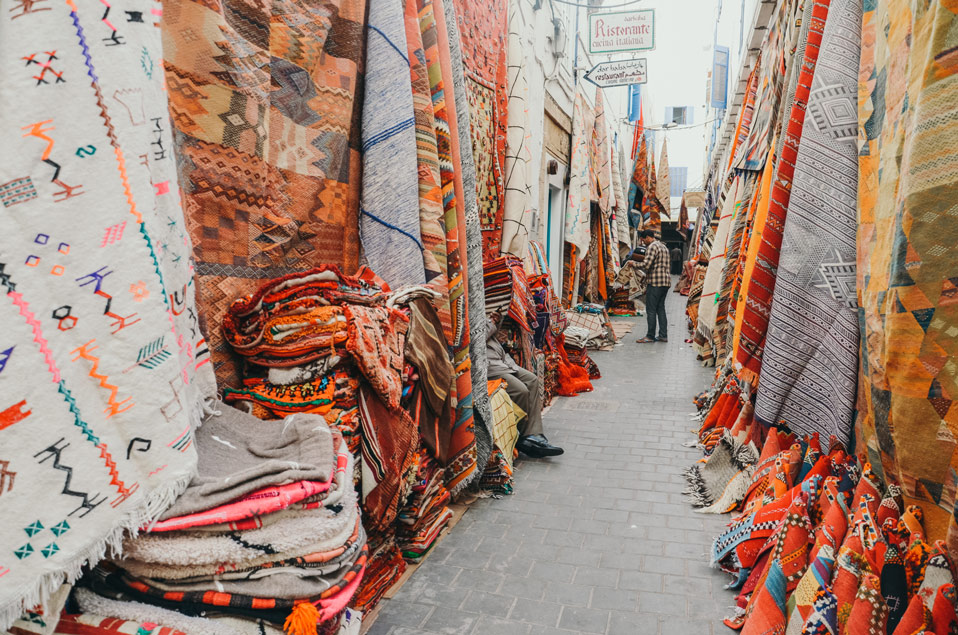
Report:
0,460,197,630
683,464,713,508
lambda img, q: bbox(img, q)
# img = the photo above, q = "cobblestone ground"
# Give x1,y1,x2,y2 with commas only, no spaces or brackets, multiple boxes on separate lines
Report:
368,290,736,634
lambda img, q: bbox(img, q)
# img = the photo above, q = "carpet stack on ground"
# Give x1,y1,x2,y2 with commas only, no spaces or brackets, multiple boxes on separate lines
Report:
396,449,453,562
215,267,425,616
78,403,364,635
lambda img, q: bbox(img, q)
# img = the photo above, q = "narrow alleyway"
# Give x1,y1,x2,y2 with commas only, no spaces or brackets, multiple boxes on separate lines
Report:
368,293,735,634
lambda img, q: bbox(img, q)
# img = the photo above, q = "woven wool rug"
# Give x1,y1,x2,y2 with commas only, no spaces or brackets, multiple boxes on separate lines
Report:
857,0,958,554
164,0,367,389
684,431,759,512
627,134,649,214
360,0,425,289
735,0,831,382
418,0,479,492
611,146,631,250
499,0,533,259
451,0,508,258
565,91,594,261
0,6,215,628
439,0,494,483
404,0,452,336
755,0,860,443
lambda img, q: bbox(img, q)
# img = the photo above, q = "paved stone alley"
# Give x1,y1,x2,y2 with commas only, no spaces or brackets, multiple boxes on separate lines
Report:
368,293,736,634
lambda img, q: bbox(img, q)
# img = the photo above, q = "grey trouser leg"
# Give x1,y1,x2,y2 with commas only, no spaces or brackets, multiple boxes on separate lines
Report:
494,367,543,437
646,285,669,339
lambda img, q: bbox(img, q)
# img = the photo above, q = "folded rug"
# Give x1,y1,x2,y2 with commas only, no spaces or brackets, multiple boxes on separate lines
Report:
186,440,353,533
224,374,339,417
222,306,349,368
170,532,365,587
684,430,759,511
130,536,366,589
159,403,334,519
122,490,359,570
89,550,366,626
135,538,366,600
358,389,419,534
148,480,330,534
344,306,409,412
72,587,350,634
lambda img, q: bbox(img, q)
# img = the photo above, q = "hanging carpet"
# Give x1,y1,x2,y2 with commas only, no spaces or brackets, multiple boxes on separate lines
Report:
164,0,368,389
0,4,215,627
754,0,861,443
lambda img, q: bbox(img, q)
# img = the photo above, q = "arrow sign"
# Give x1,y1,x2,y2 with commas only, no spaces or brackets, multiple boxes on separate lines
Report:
583,59,647,88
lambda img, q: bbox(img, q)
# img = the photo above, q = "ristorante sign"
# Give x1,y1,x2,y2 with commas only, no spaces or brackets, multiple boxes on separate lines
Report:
588,9,655,54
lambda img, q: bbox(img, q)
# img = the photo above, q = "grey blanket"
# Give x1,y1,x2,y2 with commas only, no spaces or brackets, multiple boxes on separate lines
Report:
160,402,334,519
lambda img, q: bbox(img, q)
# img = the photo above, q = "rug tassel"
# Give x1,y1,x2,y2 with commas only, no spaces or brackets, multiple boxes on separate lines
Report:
285,602,320,635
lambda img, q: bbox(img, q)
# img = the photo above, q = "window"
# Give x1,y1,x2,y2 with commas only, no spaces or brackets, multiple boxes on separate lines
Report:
711,46,730,109
670,167,688,198
665,106,691,126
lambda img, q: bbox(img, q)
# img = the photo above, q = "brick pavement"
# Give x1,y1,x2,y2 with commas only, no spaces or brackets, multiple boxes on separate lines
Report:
367,290,736,634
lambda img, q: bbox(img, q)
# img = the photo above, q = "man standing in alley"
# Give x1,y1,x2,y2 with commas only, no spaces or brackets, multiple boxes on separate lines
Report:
636,229,671,344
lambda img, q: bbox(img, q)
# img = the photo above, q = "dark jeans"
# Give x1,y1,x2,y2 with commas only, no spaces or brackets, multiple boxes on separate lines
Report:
646,285,669,340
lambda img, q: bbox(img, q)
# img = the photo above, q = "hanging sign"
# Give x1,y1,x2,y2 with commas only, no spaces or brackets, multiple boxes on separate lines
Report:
589,9,655,54
584,59,647,88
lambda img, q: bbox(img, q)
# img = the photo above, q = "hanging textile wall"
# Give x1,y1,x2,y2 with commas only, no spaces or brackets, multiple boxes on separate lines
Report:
499,0,533,259
857,0,958,554
360,0,425,289
452,0,508,259
754,0,860,442
163,0,367,388
0,5,215,626
611,146,631,250
641,148,664,229
590,91,613,217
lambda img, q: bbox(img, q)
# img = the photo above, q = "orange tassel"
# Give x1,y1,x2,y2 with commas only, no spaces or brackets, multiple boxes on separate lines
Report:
284,602,319,635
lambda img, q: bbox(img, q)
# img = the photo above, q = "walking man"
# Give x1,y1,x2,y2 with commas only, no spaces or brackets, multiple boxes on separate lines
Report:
636,229,671,344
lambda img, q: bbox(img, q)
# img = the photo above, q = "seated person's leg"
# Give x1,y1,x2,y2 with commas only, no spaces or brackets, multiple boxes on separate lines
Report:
501,368,562,458
509,367,543,437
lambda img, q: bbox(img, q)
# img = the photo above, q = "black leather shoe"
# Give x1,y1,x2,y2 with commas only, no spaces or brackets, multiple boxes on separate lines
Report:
517,434,564,458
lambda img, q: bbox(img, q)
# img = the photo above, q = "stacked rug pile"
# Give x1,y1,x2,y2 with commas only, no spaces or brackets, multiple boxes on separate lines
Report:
396,449,453,562
482,257,539,333
77,403,365,635
565,304,615,351
215,267,423,617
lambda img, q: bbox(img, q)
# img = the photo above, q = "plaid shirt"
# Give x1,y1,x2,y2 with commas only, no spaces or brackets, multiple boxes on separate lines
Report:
641,240,672,287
